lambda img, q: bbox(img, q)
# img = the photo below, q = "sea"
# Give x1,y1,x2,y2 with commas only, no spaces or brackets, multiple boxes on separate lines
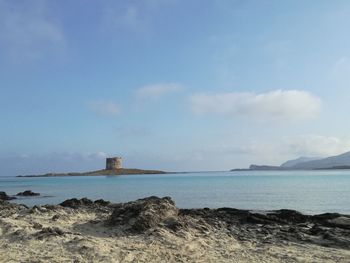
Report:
1,170,349,215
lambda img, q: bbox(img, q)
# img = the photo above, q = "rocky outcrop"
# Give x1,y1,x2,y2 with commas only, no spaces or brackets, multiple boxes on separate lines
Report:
60,198,94,208
1,196,349,263
180,207,350,249
0,191,16,201
0,200,27,217
60,197,110,209
2,196,349,249
107,196,350,249
16,190,40,196
108,196,180,233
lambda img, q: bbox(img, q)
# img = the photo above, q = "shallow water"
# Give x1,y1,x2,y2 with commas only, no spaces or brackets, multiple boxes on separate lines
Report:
1,170,350,214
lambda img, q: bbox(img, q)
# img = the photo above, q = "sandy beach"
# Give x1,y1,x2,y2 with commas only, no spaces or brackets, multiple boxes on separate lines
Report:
1,196,350,263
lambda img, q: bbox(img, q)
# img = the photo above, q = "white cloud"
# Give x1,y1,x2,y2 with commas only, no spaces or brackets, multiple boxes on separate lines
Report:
169,134,350,170
228,135,350,166
190,90,321,121
135,83,182,100
287,135,350,157
0,0,65,62
88,100,120,117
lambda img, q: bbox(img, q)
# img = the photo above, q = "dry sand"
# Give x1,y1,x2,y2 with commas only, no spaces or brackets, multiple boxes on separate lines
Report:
0,198,349,263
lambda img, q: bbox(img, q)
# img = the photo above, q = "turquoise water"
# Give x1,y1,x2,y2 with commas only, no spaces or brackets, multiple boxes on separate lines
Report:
1,170,349,214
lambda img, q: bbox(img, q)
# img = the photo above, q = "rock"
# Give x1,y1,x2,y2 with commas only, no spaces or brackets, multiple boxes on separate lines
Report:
163,216,184,231
1,194,349,250
327,216,350,230
32,222,43,229
270,209,309,224
109,196,179,233
52,214,60,221
94,199,110,206
16,190,40,196
246,213,274,225
0,191,16,200
60,198,93,208
0,200,28,217
29,205,44,214
313,213,341,221
35,227,64,239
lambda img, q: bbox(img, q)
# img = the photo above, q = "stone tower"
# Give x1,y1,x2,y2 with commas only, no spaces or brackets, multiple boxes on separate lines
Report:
106,157,122,170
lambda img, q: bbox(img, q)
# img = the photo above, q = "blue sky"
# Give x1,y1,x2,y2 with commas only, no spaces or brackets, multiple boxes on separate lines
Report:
1,0,350,175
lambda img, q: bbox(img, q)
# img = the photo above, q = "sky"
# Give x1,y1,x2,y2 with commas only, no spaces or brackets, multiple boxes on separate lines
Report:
1,0,350,176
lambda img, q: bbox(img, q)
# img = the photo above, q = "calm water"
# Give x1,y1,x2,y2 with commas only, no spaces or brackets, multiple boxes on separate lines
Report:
1,170,349,214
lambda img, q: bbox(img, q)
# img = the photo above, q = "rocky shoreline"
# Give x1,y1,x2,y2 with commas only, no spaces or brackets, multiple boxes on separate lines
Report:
1,196,349,262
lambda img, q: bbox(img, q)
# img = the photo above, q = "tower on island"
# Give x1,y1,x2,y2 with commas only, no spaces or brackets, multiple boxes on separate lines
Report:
106,157,122,170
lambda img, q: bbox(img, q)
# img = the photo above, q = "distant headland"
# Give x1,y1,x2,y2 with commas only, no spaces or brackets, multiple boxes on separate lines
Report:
232,150,350,171
17,156,166,177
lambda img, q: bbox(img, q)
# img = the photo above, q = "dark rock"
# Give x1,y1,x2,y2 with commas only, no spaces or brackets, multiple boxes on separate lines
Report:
0,199,27,217
0,191,16,200
42,204,60,211
29,205,41,214
163,216,184,231
326,216,350,230
16,190,40,196
32,222,43,229
180,206,350,249
272,209,309,223
109,196,178,233
52,214,60,221
35,227,64,239
246,213,275,225
1,194,350,250
60,198,93,208
94,199,110,206
312,213,341,221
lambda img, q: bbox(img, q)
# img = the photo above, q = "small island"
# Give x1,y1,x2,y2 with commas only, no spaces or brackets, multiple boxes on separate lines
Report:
17,157,166,177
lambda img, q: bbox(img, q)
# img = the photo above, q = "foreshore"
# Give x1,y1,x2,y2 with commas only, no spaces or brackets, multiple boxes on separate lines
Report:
1,196,349,263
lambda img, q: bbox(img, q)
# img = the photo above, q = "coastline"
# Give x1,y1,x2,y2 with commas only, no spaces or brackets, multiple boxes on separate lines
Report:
1,196,349,262
231,167,350,171
18,167,350,177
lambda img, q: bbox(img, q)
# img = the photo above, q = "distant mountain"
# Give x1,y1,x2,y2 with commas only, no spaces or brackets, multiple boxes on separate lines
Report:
291,151,350,169
239,150,350,171
280,157,321,168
